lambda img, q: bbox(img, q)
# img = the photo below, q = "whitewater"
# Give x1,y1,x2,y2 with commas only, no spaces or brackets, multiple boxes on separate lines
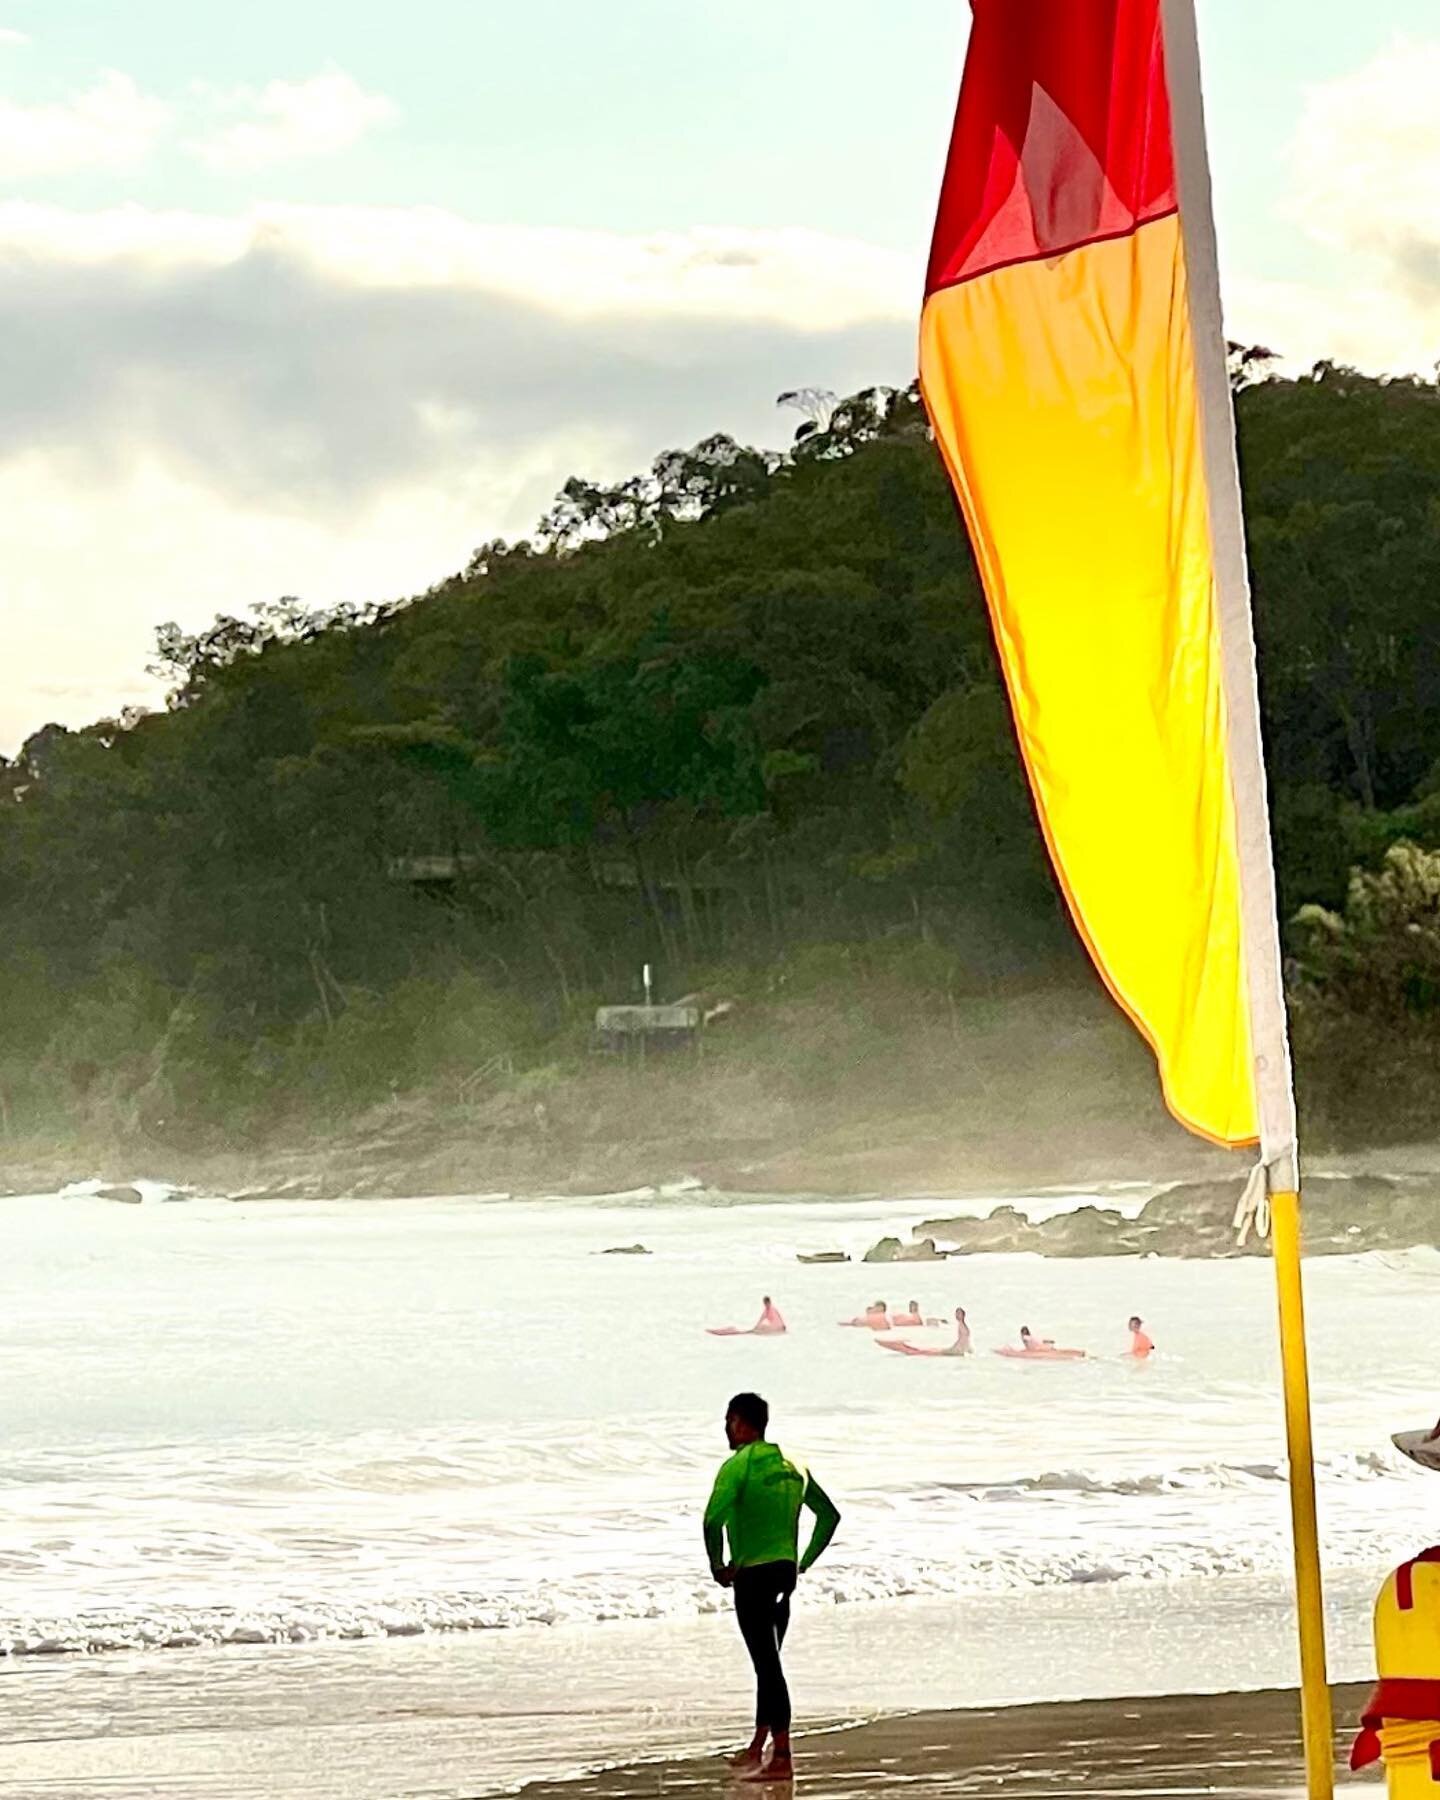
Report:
0,1184,1435,1795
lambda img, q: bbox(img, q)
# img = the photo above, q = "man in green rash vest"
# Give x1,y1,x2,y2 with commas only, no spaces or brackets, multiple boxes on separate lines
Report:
703,1391,841,1783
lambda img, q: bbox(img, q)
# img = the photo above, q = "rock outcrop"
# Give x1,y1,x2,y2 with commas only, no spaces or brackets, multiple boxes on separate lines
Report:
917,1174,1440,1259
863,1234,947,1264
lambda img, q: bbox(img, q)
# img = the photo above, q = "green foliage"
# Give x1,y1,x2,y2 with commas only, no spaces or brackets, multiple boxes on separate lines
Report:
1291,843,1440,1145
1293,842,1440,1018
4,364,1440,1153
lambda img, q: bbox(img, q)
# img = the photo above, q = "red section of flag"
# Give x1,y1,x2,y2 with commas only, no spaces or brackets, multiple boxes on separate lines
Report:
926,0,1177,297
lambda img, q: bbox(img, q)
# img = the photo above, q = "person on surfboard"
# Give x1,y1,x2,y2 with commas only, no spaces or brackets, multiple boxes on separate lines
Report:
840,1301,890,1329
874,1307,973,1359
1001,1326,1086,1360
753,1297,786,1335
704,1391,840,1784
891,1300,924,1326
1126,1315,1154,1358
707,1298,788,1338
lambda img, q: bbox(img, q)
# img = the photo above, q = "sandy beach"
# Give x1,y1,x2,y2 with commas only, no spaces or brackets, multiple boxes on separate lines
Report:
515,1685,1373,1800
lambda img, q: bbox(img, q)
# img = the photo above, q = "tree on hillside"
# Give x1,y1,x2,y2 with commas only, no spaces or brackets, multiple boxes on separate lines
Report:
3,368,1440,1147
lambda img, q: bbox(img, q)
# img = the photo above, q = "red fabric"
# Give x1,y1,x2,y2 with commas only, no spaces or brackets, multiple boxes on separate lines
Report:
1351,1679,1440,1769
926,0,1177,297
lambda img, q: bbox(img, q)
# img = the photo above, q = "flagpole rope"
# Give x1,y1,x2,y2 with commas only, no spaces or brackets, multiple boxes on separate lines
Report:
1233,1161,1271,1244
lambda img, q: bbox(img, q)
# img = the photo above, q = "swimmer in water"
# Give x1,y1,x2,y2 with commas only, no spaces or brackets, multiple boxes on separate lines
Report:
1127,1315,1154,1358
891,1300,924,1327
945,1306,973,1357
754,1297,786,1335
840,1301,890,1329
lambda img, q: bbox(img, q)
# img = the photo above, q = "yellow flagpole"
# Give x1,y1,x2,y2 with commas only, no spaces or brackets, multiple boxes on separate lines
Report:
1271,1190,1335,1800
1160,4,1334,1791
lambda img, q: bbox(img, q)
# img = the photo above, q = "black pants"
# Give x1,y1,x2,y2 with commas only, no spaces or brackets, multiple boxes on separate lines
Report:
733,1561,797,1734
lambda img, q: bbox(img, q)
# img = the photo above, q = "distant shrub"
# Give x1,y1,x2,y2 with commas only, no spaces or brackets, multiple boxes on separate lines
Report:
1291,842,1440,1144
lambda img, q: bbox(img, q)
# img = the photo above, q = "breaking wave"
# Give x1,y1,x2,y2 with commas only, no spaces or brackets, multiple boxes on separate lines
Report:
0,1450,1418,1661
944,1450,1396,1498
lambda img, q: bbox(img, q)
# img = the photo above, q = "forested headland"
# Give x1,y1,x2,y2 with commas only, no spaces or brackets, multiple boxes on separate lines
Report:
4,358,1440,1196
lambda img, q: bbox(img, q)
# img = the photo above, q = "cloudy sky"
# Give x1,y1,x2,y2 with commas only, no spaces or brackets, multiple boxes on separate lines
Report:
3,0,1438,751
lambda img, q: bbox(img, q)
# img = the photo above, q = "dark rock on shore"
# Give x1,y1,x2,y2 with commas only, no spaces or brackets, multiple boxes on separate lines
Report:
863,1234,947,1264
918,1172,1440,1260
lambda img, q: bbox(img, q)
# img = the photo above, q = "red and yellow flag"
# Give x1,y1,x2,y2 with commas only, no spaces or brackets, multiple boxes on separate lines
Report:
920,0,1257,1148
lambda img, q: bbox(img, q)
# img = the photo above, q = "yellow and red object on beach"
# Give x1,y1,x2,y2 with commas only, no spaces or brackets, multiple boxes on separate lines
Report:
922,2,1332,1793
1352,1552,1440,1797
920,0,1250,1147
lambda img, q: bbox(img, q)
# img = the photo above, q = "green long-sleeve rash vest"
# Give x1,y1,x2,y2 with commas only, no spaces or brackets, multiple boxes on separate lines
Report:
703,1440,840,1575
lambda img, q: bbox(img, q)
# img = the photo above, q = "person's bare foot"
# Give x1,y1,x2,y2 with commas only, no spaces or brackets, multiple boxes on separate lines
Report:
728,1748,765,1772
737,1759,793,1784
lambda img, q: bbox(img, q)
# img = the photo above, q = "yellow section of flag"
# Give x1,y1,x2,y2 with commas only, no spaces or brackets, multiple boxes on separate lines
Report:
921,214,1256,1146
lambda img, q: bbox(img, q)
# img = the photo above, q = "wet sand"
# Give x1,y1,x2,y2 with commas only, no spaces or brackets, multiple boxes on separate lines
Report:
515,1684,1373,1800
0,1581,1387,1799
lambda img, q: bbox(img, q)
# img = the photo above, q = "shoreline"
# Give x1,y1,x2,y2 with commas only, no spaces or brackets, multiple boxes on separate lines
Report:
0,1129,1236,1208
0,1583,1386,1799
5,1133,1440,1208
512,1684,1372,1800
4,1141,1438,1264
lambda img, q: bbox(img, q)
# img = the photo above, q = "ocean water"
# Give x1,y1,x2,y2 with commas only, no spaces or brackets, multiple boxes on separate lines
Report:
0,1185,1435,1796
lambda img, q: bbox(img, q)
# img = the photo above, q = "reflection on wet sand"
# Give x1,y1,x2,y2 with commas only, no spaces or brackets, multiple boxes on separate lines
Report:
512,1685,1369,1800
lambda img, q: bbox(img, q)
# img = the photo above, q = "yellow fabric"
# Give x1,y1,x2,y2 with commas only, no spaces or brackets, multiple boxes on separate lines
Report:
920,214,1256,1146
1373,1562,1440,1795
1375,1563,1440,1679
1378,1720,1439,1800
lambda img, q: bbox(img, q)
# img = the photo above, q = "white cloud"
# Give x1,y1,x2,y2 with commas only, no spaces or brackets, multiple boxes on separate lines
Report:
1206,36,1440,379
0,64,396,185
1288,38,1440,259
192,69,397,171
5,160,1427,755
0,202,914,752
0,70,168,179
0,27,31,45
0,453,553,750
0,200,915,327
1224,273,1439,379
1283,36,1440,342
